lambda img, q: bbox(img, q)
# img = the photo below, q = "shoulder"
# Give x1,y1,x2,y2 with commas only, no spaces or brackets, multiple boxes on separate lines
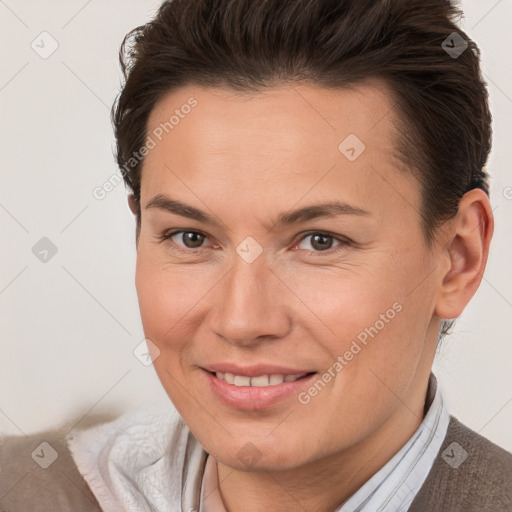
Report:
409,415,512,512
0,425,103,512
0,405,201,512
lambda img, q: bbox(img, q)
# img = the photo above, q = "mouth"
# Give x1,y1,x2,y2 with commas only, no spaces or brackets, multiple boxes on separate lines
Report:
202,368,318,410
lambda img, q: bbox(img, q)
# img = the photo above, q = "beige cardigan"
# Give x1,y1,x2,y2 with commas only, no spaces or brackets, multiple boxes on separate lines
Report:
1,411,511,511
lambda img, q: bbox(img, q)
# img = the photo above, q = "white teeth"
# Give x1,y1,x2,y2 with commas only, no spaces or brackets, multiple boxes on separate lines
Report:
250,375,270,387
269,374,285,385
234,375,251,386
215,372,307,387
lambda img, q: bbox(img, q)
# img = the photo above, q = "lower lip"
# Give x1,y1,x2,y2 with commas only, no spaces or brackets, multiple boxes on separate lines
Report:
203,369,317,410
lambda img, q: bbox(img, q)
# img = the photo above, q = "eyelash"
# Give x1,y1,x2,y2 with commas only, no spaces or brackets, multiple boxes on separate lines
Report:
155,230,350,257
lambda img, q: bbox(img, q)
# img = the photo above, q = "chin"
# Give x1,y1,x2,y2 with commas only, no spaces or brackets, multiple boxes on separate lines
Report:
201,432,312,472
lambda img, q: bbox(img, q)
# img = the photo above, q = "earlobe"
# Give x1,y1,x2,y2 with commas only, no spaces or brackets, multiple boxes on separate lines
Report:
435,189,494,320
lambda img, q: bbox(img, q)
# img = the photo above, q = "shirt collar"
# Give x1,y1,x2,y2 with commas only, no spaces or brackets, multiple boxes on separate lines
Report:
336,372,450,511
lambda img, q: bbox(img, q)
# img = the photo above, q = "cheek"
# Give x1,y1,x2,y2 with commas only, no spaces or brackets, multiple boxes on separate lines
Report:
135,245,207,333
135,252,192,358
276,261,403,340
134,253,203,408
280,254,430,381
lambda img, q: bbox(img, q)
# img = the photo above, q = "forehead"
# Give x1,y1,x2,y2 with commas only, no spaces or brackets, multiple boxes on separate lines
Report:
140,81,419,228
145,81,401,163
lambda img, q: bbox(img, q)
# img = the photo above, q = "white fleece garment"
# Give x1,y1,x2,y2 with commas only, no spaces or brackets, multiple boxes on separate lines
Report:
66,400,197,512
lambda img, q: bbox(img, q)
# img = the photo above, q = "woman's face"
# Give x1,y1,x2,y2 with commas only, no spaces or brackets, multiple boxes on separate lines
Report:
134,82,446,470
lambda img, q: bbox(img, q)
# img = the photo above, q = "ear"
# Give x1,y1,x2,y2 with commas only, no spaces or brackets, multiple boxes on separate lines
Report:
435,188,494,320
128,194,139,215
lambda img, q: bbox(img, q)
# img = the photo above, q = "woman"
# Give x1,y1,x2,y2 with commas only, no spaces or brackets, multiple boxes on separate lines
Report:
1,0,511,510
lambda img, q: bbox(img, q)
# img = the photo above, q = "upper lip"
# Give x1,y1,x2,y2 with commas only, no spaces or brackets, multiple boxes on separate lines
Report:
203,363,315,377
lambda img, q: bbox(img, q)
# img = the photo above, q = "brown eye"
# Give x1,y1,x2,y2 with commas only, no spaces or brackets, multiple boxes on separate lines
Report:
309,233,334,251
294,232,348,255
178,231,205,248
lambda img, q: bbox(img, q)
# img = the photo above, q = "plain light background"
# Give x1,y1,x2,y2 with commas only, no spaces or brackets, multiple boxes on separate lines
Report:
1,0,511,452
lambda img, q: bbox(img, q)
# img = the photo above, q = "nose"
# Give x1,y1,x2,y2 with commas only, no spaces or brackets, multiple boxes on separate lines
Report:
209,254,291,347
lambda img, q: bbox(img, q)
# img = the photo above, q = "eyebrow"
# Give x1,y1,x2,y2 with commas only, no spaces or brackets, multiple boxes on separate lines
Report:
145,193,371,228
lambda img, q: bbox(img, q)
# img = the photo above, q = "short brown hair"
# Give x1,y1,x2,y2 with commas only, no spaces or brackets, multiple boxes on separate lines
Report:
112,0,491,244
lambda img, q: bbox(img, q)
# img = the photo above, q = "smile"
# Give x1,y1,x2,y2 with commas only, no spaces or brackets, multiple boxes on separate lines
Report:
203,369,317,410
